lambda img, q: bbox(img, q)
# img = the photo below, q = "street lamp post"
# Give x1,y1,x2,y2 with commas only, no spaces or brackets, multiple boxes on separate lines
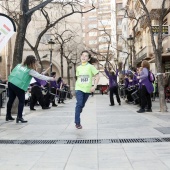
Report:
67,59,72,87
48,39,55,77
127,35,133,68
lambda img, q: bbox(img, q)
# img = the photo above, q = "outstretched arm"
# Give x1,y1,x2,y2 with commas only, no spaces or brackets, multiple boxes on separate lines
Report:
41,66,51,75
116,69,119,76
90,73,100,93
104,68,110,77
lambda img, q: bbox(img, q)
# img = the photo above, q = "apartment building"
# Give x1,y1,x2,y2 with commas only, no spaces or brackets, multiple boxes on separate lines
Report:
124,0,170,73
82,0,115,85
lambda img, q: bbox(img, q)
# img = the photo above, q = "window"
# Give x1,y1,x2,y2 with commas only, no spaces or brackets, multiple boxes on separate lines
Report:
88,16,97,21
99,36,109,43
99,5,110,11
116,3,122,11
89,40,97,44
98,20,111,26
117,18,122,26
89,32,97,36
88,24,97,28
99,44,108,50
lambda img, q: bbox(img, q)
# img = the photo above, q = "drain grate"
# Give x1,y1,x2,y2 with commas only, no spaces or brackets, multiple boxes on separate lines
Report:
0,137,170,144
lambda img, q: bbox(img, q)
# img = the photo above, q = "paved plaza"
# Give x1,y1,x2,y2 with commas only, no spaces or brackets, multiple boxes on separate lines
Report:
1,95,170,170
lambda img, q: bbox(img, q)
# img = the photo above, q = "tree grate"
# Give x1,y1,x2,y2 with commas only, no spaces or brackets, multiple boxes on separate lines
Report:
0,137,170,144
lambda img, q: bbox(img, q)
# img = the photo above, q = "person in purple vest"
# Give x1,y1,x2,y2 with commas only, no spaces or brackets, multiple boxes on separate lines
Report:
104,67,121,106
137,60,154,113
30,77,51,111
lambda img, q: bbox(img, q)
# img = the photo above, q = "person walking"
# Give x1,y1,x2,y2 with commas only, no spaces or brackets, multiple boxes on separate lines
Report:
104,67,121,106
6,55,56,123
74,50,100,129
137,60,154,113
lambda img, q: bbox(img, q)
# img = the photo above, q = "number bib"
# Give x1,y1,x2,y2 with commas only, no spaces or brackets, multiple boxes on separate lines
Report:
80,75,90,84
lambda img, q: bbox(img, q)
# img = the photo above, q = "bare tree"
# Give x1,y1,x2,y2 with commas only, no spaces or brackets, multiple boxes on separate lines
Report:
1,0,95,68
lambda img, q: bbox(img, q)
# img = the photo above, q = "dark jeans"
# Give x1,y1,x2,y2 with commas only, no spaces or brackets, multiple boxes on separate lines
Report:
127,89,135,102
7,82,25,118
75,90,89,125
109,86,121,105
51,87,57,105
140,85,152,109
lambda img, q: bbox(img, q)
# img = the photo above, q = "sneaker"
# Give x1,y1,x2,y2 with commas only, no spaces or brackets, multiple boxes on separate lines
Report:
75,124,82,129
109,104,115,106
119,102,121,105
137,109,145,113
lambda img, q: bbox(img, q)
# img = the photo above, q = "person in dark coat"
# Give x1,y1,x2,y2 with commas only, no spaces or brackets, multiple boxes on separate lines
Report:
105,67,121,106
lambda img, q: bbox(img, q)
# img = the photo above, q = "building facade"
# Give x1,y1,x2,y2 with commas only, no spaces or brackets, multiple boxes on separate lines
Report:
82,0,116,85
123,0,170,73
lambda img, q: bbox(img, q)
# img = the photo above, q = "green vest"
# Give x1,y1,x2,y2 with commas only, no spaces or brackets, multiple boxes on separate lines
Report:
8,64,32,91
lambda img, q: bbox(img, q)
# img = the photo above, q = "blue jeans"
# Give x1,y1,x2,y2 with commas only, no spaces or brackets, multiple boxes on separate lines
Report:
7,82,25,118
75,90,90,125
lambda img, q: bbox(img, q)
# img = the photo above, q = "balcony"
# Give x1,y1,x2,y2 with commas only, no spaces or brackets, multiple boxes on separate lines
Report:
135,46,154,63
146,0,169,12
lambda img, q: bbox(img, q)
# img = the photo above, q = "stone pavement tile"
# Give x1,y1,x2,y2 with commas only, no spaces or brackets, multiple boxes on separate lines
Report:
65,145,98,170
98,144,133,169
122,143,170,169
59,129,97,139
31,162,66,170
159,155,170,169
131,160,170,170
98,156,132,169
0,145,45,170
0,163,34,170
36,145,73,163
98,129,118,139
145,143,170,164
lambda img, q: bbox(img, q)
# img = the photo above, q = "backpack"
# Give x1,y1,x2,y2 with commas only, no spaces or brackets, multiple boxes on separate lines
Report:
148,71,155,83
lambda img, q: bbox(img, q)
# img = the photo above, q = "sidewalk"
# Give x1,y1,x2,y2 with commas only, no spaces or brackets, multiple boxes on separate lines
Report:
0,95,170,169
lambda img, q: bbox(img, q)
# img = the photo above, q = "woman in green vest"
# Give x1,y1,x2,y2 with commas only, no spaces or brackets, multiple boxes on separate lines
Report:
6,55,56,123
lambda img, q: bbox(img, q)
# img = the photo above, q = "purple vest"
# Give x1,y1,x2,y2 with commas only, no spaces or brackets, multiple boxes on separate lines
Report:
140,68,154,94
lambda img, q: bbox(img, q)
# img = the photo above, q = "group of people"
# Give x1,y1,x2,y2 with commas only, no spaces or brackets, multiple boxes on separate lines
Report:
4,51,100,130
28,72,69,111
5,55,71,123
105,60,154,113
4,50,165,128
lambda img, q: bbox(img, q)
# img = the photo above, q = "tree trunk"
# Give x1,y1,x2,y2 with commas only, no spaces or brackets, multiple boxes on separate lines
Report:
67,62,71,87
12,0,30,68
156,50,167,112
60,47,64,77
13,15,30,67
132,25,137,67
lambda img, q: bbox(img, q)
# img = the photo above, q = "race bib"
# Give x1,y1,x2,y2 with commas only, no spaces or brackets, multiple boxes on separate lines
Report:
80,75,89,84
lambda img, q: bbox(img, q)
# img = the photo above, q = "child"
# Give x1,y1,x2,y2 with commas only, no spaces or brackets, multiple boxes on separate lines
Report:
6,55,56,123
75,50,100,129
